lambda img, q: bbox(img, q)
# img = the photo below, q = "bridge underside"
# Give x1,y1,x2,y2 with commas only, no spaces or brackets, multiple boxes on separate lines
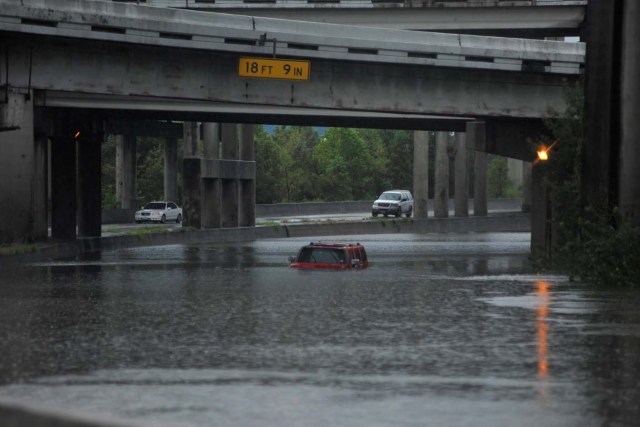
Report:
2,33,575,121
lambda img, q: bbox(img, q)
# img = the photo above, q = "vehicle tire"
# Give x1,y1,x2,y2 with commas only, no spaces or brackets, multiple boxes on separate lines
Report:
383,213,388,218
372,212,378,217
395,210,401,218
160,214,166,224
176,214,182,223
405,210,412,218
136,220,141,224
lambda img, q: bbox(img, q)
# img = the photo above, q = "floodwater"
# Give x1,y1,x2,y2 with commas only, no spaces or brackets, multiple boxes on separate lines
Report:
1,233,639,427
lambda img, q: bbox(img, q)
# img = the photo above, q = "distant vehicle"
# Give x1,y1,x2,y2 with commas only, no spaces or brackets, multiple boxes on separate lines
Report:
135,201,182,224
289,242,369,270
372,190,413,218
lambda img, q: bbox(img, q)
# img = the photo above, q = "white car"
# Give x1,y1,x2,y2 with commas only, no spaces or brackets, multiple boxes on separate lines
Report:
372,190,413,218
135,201,182,224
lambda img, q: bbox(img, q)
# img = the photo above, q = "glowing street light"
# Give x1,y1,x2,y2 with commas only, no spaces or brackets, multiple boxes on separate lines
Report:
535,138,560,162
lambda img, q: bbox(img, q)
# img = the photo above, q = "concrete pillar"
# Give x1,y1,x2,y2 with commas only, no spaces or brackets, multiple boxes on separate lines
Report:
454,132,469,217
202,122,220,229
182,122,202,228
0,92,48,244
50,115,77,240
412,131,429,219
522,161,533,213
474,151,488,216
221,123,239,228
507,158,524,189
183,121,199,157
583,0,619,211
202,123,220,160
239,124,256,227
164,138,178,203
434,132,449,218
531,163,551,258
182,158,202,228
619,0,640,226
77,118,103,238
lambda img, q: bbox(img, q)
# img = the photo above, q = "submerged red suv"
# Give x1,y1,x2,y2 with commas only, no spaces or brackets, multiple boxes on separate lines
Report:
289,242,369,270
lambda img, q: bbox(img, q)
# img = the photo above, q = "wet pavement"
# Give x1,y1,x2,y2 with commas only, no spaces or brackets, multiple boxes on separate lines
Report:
0,233,639,426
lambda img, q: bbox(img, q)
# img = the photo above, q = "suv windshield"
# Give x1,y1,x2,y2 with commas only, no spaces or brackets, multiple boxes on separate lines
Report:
144,203,166,210
299,248,347,264
380,192,401,201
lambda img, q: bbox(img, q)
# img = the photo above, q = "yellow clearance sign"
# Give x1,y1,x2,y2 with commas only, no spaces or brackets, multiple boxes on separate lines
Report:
239,57,310,81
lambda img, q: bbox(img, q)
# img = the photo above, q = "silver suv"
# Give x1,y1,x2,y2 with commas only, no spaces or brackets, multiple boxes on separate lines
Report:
372,190,413,218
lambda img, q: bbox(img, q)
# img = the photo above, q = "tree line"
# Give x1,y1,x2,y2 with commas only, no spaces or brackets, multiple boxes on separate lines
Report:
102,125,520,207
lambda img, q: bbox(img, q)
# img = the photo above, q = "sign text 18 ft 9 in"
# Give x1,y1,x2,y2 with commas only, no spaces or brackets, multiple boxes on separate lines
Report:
239,57,310,81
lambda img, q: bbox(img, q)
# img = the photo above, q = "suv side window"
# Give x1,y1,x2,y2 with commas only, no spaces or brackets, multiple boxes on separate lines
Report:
168,203,177,209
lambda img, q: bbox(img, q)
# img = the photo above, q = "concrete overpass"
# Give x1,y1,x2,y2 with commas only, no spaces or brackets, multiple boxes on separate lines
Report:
137,0,587,38
0,0,584,245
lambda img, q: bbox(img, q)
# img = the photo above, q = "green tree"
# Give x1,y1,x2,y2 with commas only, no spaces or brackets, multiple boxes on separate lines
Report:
275,126,321,201
136,137,164,205
488,155,511,198
255,125,286,204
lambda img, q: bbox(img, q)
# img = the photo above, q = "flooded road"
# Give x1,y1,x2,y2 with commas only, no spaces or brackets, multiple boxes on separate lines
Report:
1,233,639,426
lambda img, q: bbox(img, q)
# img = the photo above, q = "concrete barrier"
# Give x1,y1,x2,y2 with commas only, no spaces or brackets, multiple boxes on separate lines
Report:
2,213,530,264
0,397,160,427
101,199,524,223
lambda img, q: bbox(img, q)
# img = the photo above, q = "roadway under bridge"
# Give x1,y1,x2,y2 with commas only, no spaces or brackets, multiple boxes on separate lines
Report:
0,0,600,252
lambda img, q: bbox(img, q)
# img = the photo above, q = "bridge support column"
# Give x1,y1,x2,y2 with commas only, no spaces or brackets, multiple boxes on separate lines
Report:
522,162,532,213
467,122,489,217
51,114,77,240
473,152,488,216
115,135,137,209
619,0,640,225
413,131,429,219
0,91,48,244
77,118,103,238
454,132,469,217
202,122,221,229
164,137,178,203
434,132,449,218
221,123,239,228
531,163,550,257
182,122,202,228
239,124,256,227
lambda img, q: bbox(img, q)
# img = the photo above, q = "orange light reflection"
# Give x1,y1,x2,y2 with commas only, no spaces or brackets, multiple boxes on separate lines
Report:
536,280,550,380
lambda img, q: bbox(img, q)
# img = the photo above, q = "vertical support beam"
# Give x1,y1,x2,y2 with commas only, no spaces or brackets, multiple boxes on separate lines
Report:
182,158,202,228
531,163,551,258
77,117,103,238
221,123,238,228
202,122,220,229
434,132,449,218
467,122,489,217
0,91,48,244
32,103,49,241
412,131,429,219
583,0,620,210
454,132,469,217
619,0,640,226
239,124,256,227
522,161,533,213
50,114,77,240
183,121,199,157
473,152,488,217
164,138,178,203
182,121,202,228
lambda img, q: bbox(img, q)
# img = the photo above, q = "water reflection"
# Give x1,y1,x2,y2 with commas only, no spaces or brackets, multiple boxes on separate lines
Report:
0,234,639,426
536,280,550,380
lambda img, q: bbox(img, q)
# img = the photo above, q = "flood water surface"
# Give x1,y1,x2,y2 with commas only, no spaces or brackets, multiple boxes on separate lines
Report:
1,233,639,426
